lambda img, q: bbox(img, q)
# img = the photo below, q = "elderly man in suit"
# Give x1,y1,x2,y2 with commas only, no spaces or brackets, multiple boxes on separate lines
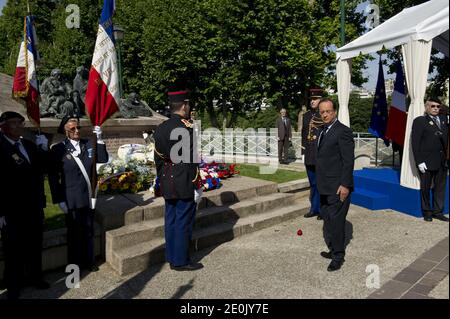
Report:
0,111,50,299
276,108,292,164
411,99,449,222
316,99,355,272
48,117,109,272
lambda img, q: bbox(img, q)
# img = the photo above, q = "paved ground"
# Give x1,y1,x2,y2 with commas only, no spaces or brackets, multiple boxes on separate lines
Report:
1,204,447,300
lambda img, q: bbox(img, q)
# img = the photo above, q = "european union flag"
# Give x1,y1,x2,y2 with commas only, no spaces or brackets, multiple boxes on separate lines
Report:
368,56,390,147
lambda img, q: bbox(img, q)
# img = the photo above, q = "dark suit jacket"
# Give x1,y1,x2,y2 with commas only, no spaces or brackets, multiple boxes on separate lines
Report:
0,134,46,221
154,114,199,200
276,117,292,140
411,114,448,171
48,138,108,210
301,110,323,166
316,120,355,195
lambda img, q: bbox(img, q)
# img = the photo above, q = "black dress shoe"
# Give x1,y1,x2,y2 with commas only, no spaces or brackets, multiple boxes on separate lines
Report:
433,214,449,222
320,251,332,259
327,260,344,272
424,216,433,222
317,215,323,220
304,212,318,218
170,263,204,271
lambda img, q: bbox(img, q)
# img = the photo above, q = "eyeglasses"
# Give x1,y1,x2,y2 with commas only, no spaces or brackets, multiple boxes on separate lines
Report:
66,126,81,132
430,105,441,109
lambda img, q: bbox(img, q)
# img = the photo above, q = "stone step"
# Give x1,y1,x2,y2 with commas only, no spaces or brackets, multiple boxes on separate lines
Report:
106,192,295,253
122,176,279,226
109,201,309,276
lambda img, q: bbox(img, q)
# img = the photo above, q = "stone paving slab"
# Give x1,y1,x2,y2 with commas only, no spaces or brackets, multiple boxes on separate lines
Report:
1,205,448,299
369,233,449,300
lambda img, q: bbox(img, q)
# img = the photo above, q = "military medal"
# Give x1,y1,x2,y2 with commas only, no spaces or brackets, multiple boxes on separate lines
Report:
12,153,24,164
66,154,72,160
429,121,434,126
313,135,317,140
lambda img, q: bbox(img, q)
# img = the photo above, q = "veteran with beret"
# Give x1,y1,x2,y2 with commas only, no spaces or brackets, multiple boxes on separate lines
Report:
412,98,449,222
0,111,49,299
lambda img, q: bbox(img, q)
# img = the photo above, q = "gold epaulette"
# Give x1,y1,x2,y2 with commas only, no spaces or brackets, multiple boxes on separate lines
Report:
181,119,194,128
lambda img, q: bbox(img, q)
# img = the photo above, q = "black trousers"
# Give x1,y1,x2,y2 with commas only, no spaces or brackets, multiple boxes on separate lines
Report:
320,194,351,262
1,211,44,297
65,207,95,269
278,138,289,162
419,165,447,217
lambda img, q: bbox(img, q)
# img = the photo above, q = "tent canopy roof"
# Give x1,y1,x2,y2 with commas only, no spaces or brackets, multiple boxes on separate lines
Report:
336,0,449,60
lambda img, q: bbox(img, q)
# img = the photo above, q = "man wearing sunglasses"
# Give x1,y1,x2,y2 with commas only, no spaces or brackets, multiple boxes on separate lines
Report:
412,98,449,222
48,116,109,272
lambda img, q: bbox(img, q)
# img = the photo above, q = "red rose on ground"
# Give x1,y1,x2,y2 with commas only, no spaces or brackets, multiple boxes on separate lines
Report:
297,229,303,236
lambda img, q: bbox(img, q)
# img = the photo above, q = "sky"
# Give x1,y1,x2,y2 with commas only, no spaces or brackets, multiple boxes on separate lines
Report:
0,0,392,91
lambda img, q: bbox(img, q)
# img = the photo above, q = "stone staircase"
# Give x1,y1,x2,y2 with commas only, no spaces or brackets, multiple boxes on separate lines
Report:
105,176,309,276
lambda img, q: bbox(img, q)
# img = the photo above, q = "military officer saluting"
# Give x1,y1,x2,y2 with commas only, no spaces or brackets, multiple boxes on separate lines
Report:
301,88,325,220
153,90,203,271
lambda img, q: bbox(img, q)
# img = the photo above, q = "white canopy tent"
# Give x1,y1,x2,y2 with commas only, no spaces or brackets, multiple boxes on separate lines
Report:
335,0,449,190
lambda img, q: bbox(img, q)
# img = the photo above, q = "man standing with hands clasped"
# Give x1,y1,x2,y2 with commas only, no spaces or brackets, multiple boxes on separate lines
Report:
412,98,449,222
276,108,292,164
316,99,355,272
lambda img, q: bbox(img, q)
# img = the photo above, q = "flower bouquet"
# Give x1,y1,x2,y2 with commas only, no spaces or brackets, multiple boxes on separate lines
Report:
97,143,156,194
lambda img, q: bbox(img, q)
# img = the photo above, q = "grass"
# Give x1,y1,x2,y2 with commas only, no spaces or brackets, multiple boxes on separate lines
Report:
44,179,66,231
235,164,307,184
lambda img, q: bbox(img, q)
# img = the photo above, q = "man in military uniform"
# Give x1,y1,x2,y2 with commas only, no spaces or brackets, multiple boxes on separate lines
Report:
411,98,449,222
0,112,50,299
153,90,203,271
48,117,109,272
301,88,325,220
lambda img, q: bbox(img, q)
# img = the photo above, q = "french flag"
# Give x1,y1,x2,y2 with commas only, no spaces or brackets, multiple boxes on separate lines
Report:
385,60,407,146
85,0,120,127
12,16,40,127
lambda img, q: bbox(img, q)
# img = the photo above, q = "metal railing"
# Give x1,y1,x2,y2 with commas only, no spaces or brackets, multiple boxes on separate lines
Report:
200,130,393,164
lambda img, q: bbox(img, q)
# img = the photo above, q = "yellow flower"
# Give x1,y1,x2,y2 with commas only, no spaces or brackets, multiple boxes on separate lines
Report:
122,183,130,190
119,174,128,183
99,184,108,192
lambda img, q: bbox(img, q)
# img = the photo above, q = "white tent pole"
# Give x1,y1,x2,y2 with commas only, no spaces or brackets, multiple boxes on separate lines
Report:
400,39,433,190
337,58,352,127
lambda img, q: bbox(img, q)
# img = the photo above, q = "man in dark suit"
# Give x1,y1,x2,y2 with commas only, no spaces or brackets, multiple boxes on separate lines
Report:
153,90,203,271
276,108,292,164
302,89,325,219
0,111,50,299
411,99,449,222
48,117,109,272
316,99,355,272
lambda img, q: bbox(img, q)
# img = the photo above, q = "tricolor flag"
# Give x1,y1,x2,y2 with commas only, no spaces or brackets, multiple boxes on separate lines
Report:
85,0,120,126
368,56,390,147
12,15,40,127
385,60,407,146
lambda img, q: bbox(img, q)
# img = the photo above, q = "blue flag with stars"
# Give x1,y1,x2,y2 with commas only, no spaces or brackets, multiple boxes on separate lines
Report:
368,56,390,147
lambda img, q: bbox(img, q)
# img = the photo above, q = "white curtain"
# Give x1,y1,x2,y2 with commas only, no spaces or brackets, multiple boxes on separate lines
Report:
400,40,433,189
337,58,352,127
